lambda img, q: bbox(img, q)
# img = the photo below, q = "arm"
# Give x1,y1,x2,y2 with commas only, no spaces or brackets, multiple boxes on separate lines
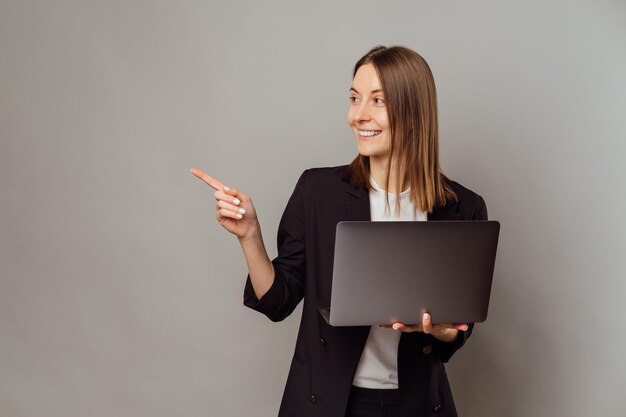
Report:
190,167,308,322
242,170,309,322
238,227,275,301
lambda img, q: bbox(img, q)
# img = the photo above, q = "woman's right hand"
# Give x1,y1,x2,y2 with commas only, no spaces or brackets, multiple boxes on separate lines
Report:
191,168,259,240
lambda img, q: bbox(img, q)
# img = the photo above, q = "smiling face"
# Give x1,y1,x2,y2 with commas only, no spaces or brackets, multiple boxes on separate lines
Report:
347,63,391,162
345,46,449,212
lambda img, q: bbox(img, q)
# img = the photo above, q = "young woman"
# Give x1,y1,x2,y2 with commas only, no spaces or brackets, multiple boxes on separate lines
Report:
192,45,488,417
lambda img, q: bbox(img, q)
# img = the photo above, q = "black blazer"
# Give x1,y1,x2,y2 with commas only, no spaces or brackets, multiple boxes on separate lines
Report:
244,165,488,417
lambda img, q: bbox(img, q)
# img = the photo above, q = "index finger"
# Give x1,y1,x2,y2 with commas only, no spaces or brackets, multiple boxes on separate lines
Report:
190,168,224,191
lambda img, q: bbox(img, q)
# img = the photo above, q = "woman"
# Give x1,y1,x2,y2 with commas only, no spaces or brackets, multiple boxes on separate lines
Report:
192,45,488,417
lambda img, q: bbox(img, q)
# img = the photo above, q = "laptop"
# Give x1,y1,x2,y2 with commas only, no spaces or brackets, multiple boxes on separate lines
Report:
318,221,500,326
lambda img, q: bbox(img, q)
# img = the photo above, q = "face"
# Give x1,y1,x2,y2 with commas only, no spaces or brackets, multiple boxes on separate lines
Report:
347,63,391,160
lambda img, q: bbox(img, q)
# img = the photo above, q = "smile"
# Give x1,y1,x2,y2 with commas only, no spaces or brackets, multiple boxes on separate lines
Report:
358,130,382,137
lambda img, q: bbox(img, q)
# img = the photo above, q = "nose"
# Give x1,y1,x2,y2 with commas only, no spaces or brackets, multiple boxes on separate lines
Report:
353,101,371,123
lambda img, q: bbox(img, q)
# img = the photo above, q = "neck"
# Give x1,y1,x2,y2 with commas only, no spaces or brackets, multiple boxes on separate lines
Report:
369,154,405,194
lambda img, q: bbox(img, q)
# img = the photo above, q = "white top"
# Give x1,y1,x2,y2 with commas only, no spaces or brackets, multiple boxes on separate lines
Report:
351,176,428,389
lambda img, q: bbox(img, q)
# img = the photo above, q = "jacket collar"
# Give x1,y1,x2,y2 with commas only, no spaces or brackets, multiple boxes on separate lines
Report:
344,184,370,221
343,181,461,221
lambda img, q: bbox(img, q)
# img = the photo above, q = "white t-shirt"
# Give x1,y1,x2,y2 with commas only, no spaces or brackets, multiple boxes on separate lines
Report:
351,176,428,389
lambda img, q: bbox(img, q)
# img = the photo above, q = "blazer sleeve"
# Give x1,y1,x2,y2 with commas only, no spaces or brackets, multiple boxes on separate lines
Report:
433,194,488,363
243,169,308,322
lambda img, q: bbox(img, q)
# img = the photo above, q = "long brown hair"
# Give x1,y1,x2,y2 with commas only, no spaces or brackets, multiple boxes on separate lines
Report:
344,45,458,214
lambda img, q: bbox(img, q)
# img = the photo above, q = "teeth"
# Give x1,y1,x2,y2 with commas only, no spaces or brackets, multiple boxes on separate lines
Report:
359,130,382,137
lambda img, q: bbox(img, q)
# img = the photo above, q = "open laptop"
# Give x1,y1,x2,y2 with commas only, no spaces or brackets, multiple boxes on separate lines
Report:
318,221,500,326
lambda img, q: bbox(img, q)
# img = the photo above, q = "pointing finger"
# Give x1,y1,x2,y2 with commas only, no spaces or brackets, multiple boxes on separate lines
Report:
190,168,225,191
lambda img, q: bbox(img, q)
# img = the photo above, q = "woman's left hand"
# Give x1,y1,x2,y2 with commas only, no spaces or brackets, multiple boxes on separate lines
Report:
380,313,469,343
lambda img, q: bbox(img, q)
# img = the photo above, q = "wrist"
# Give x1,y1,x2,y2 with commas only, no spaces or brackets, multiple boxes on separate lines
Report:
238,223,262,244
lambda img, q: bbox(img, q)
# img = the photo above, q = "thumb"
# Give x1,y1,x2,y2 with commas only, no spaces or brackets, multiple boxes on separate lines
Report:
229,188,250,202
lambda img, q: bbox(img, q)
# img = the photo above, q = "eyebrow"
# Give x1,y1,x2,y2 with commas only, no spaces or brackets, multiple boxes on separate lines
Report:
350,87,384,95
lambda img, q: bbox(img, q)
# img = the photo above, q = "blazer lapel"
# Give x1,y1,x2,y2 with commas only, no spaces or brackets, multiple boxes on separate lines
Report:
342,180,461,222
343,183,371,221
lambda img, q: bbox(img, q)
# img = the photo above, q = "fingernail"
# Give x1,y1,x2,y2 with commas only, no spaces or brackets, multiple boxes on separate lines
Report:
233,198,240,205
224,186,231,191
423,313,430,321
392,323,401,330
236,213,243,219
239,208,246,214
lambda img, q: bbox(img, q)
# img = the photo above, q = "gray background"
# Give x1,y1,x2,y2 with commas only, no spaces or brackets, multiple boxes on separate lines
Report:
1,1,625,416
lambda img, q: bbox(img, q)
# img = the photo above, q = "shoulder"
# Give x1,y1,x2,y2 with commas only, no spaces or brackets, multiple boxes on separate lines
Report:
296,165,350,190
305,165,349,180
446,179,484,207
440,178,489,220
287,165,354,207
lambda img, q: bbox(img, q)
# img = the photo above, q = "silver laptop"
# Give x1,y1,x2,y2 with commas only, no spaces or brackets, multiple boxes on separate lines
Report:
319,221,500,326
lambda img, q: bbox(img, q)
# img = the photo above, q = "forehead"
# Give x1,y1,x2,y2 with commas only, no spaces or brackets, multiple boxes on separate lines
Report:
352,63,382,92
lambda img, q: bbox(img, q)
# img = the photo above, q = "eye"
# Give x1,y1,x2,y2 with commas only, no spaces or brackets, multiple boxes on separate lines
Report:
349,96,359,103
374,97,385,105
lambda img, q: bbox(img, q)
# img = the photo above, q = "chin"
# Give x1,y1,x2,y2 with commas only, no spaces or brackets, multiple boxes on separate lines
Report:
355,143,387,158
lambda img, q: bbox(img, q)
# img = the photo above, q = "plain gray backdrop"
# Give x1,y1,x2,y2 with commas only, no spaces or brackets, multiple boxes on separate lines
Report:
1,1,625,416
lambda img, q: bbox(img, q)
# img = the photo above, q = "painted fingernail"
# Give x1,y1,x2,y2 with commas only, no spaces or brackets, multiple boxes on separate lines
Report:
233,198,240,205
224,186,231,191
239,208,246,214
423,313,430,321
236,213,243,219
392,323,401,330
